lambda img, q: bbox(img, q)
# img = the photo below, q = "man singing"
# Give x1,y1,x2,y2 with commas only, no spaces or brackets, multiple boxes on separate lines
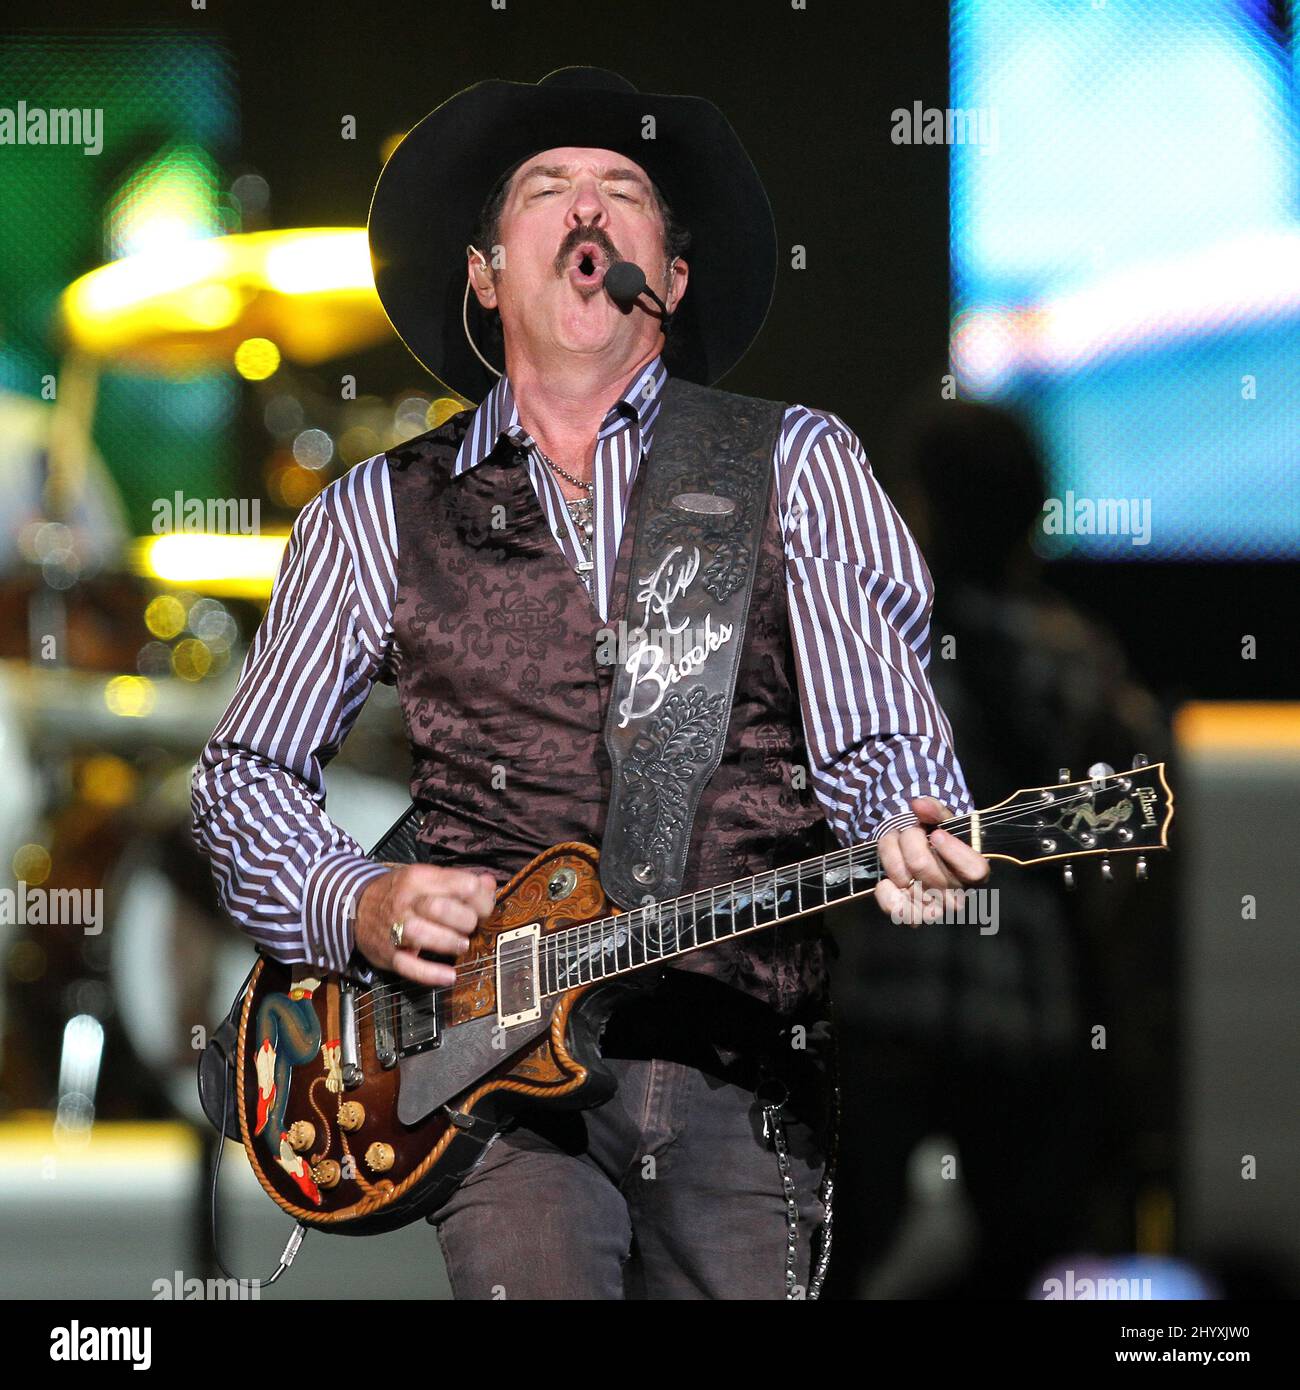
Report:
192,66,988,1300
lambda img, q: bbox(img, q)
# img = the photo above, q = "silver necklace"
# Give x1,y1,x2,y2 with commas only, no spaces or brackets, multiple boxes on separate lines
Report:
534,445,596,591
535,445,593,495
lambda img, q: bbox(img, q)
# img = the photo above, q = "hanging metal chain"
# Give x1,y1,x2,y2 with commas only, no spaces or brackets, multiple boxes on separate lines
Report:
757,1016,840,1301
807,1029,841,1299
759,1085,804,1299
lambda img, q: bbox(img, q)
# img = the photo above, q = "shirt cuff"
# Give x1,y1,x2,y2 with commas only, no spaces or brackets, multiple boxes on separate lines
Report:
856,792,963,844
868,807,921,842
302,850,391,975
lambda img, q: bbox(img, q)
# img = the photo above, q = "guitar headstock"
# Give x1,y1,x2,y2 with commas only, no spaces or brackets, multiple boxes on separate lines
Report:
965,758,1173,879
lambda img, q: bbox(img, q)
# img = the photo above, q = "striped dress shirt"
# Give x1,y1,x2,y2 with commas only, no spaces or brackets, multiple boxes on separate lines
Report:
191,352,973,973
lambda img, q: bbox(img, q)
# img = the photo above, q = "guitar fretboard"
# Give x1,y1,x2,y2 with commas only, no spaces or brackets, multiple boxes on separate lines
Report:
539,841,888,994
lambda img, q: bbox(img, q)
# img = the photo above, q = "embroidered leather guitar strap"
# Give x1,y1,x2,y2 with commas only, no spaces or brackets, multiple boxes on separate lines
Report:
598,375,787,910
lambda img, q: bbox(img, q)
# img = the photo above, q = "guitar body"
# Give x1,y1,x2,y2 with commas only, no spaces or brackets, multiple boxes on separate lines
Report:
235,842,632,1236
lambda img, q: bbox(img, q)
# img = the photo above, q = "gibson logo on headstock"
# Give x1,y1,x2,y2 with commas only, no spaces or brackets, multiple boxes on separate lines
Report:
1133,786,1158,826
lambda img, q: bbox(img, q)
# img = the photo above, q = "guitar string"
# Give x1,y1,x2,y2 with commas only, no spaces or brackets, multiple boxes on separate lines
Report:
344,784,1133,1030
345,784,1129,1034
346,784,1128,1028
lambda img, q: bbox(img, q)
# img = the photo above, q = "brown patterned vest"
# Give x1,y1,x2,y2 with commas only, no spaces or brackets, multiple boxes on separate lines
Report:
386,398,833,1015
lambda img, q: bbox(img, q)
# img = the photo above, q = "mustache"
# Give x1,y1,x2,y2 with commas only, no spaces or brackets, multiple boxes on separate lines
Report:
555,226,621,273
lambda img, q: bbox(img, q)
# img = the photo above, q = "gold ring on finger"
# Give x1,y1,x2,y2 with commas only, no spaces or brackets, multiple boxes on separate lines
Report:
390,920,406,949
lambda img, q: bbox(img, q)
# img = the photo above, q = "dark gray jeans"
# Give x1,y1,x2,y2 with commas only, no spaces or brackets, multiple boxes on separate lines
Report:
431,970,833,1299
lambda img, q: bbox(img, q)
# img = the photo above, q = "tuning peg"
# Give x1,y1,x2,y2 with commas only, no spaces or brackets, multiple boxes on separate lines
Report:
1131,753,1149,769
1062,861,1075,890
1058,767,1071,783
1135,856,1148,882
1088,761,1114,787
1100,857,1113,882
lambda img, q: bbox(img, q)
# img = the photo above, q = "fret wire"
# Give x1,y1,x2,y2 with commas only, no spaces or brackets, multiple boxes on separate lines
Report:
531,840,922,1000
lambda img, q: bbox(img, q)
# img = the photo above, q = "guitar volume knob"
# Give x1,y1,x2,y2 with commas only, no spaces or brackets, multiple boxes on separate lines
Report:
286,1121,316,1153
365,1142,395,1173
338,1101,365,1131
312,1159,341,1189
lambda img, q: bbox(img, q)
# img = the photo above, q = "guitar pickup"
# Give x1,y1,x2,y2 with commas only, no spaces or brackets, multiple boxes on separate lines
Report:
496,923,542,1027
397,983,442,1058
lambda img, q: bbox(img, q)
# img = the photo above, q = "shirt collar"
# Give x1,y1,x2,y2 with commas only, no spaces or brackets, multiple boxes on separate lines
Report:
452,352,667,475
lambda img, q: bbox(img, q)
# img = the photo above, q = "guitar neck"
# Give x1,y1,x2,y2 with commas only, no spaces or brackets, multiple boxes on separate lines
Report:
539,825,937,997
538,755,1174,994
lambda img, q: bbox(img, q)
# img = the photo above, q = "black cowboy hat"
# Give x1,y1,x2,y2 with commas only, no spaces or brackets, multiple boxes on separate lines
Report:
367,65,777,402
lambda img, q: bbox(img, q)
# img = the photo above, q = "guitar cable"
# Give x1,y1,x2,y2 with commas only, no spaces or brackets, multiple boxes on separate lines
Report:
207,1054,309,1289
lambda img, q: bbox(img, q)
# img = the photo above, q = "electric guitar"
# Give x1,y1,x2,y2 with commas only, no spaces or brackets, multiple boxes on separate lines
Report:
232,759,1173,1235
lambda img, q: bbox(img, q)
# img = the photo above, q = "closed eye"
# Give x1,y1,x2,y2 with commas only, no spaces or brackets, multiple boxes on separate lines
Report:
532,188,635,201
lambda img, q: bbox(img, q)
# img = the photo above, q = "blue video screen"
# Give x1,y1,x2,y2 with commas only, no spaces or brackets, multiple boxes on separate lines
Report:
951,0,1300,560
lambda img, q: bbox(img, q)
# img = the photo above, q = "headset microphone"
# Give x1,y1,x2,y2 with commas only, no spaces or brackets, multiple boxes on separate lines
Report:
604,260,673,329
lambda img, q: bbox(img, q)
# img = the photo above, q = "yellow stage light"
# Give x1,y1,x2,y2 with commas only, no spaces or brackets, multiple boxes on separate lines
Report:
131,532,289,601
234,336,282,380
60,229,392,372
13,844,52,885
80,755,137,808
171,638,213,682
144,594,187,640
104,675,157,718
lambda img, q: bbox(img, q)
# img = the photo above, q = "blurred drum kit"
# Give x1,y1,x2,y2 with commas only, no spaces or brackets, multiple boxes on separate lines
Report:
1,227,418,1127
